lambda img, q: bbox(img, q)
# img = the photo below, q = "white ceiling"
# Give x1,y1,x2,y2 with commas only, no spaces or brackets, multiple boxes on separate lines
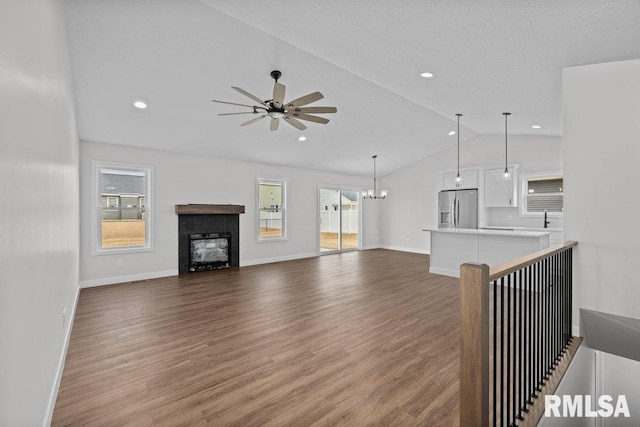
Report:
64,0,640,176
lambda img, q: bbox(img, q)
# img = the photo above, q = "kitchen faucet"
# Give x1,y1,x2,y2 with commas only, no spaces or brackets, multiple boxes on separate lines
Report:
544,210,550,229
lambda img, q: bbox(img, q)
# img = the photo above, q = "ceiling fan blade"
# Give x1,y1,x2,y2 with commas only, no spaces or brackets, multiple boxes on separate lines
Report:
283,116,307,131
270,117,280,131
285,91,324,108
211,99,257,108
288,113,329,124
232,87,267,106
218,112,258,116
272,82,286,109
241,115,267,126
290,106,337,114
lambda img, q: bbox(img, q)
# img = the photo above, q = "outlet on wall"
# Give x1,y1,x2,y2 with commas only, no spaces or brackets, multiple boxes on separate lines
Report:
116,259,124,268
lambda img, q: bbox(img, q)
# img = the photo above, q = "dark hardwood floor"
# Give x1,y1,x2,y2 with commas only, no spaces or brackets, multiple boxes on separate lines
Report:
53,249,460,426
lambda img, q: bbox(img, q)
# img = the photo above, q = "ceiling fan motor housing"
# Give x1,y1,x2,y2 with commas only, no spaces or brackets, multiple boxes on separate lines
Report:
270,70,282,82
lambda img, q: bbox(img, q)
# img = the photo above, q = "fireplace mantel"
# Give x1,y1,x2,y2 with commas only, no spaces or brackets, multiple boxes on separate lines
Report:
175,204,245,215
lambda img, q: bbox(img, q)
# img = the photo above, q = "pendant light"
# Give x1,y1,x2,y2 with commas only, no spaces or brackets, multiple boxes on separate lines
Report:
502,112,511,180
455,113,462,184
362,155,387,199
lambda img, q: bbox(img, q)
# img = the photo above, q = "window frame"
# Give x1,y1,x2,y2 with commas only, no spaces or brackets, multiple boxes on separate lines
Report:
520,170,564,217
256,177,287,242
92,160,154,255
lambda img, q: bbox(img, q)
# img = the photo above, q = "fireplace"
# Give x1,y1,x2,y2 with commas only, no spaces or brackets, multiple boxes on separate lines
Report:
175,204,245,274
189,233,231,272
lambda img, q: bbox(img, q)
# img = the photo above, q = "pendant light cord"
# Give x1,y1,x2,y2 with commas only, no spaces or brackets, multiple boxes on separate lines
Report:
503,112,511,173
456,114,462,176
372,155,377,196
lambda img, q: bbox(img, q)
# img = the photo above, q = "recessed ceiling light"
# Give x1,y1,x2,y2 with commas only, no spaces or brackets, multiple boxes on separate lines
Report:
133,100,147,109
532,125,541,129
420,72,434,78
449,131,456,136
298,136,307,142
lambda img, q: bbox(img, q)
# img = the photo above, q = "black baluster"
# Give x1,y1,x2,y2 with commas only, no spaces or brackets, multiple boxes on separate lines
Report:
493,280,498,426
501,276,505,426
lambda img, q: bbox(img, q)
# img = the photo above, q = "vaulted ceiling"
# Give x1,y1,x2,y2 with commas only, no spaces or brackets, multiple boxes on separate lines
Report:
64,0,640,176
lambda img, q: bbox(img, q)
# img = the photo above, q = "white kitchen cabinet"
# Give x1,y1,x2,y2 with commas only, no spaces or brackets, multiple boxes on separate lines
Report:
442,170,478,190
484,166,519,207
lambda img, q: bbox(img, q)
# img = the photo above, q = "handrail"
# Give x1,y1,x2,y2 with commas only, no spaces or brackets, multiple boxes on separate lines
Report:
460,240,579,427
489,241,577,281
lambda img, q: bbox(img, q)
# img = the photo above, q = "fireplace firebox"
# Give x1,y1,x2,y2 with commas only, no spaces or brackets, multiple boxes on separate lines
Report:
189,233,231,272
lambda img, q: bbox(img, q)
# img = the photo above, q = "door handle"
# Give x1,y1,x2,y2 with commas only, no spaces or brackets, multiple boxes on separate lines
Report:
453,198,457,227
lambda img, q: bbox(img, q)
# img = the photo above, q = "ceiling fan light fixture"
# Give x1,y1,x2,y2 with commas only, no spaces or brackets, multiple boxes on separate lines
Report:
212,70,337,132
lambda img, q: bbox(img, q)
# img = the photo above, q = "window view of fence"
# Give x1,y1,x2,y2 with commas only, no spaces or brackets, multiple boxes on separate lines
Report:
99,166,148,249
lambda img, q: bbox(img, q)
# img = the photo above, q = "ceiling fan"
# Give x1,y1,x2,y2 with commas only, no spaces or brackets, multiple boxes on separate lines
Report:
212,70,337,131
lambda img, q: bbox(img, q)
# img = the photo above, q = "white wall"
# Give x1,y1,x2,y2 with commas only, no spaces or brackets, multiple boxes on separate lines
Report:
80,141,379,285
0,0,80,425
379,134,562,253
563,59,640,326
562,59,640,423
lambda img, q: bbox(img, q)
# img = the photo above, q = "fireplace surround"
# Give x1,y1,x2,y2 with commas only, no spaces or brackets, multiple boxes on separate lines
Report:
175,204,245,274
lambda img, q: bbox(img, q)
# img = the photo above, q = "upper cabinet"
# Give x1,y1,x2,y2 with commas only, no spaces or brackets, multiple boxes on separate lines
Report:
442,170,478,190
484,165,519,207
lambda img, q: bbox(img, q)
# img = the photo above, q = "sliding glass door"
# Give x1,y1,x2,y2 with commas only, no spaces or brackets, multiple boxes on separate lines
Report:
319,188,360,253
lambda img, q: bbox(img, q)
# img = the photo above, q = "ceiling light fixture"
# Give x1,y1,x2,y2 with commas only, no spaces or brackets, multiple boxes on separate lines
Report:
362,155,387,200
503,112,511,180
456,114,462,184
133,100,147,109
298,136,307,142
449,131,456,136
532,125,541,129
420,72,434,78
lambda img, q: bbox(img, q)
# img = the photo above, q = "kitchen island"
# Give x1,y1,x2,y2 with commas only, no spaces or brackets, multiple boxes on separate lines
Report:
423,228,550,278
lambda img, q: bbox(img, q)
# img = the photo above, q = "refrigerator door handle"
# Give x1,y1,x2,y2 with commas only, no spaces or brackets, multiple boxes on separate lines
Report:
453,197,457,227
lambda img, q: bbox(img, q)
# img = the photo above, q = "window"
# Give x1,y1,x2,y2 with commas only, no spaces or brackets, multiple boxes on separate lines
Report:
257,178,286,241
521,172,563,216
92,161,153,254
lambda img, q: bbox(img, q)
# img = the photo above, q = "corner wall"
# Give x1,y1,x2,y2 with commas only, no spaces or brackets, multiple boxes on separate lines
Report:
563,59,640,324
79,141,379,285
0,0,80,424
561,58,640,424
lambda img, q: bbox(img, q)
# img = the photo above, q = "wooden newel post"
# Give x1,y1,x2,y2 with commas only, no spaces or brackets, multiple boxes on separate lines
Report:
460,262,490,427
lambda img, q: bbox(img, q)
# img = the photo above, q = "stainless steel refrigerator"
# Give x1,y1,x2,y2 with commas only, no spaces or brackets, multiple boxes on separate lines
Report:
438,189,478,229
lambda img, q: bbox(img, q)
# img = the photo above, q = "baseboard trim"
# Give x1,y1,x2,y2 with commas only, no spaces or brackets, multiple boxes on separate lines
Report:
428,266,459,278
379,245,429,255
44,285,80,426
79,269,179,288
241,252,319,267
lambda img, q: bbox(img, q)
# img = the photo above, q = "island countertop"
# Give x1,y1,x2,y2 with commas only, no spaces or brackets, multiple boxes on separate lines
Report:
422,228,551,238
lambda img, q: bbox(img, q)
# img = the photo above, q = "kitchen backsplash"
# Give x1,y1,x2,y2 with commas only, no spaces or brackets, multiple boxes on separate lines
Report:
485,207,564,230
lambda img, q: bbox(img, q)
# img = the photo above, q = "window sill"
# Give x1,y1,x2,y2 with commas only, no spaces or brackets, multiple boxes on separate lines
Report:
257,237,288,243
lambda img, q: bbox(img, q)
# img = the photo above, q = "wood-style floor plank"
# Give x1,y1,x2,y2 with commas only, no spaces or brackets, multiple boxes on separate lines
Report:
53,249,460,426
